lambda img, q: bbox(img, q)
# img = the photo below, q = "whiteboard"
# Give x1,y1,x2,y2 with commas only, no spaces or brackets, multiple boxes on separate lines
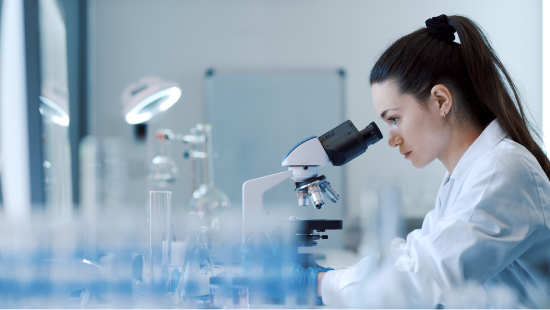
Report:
205,70,345,246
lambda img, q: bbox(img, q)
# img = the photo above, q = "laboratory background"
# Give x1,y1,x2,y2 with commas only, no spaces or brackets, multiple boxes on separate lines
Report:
0,0,546,308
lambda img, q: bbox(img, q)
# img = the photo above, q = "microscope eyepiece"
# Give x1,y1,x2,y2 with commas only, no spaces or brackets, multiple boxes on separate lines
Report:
318,120,383,166
360,122,383,146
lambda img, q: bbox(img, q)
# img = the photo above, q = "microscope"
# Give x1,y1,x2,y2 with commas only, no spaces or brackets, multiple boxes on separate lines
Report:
242,120,383,252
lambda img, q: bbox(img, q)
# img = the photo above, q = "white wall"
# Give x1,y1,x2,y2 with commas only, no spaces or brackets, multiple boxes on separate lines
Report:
88,0,542,221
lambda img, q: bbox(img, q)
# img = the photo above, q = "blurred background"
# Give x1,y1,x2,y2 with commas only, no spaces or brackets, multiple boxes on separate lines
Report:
0,0,545,307
82,0,544,245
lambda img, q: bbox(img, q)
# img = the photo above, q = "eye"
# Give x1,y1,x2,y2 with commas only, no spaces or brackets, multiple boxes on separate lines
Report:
387,117,399,125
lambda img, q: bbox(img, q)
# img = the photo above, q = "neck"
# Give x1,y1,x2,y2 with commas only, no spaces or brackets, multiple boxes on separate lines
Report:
438,122,483,175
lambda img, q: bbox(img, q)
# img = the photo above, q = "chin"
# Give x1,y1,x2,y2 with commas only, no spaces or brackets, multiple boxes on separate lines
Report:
411,157,435,169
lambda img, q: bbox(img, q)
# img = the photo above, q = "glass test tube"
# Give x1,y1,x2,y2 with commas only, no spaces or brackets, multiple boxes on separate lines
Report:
150,191,172,290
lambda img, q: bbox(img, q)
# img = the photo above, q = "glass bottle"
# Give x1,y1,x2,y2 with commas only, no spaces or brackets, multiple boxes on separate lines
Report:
149,130,178,187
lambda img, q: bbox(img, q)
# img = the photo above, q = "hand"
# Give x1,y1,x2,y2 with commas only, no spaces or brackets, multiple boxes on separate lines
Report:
239,232,332,303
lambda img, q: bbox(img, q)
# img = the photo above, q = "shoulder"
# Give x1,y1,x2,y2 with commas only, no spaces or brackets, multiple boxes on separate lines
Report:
469,138,543,181
450,138,549,231
464,138,550,211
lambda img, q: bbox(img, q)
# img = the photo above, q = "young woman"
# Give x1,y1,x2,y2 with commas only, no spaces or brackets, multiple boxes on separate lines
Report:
241,14,550,308
317,14,550,308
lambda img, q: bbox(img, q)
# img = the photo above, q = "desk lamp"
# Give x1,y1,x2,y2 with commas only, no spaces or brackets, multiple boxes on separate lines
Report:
121,76,181,125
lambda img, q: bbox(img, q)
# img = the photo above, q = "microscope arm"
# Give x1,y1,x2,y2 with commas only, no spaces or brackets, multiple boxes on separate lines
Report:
242,170,293,243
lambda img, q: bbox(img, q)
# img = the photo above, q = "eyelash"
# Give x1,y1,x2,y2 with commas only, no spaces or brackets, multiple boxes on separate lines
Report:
387,117,399,125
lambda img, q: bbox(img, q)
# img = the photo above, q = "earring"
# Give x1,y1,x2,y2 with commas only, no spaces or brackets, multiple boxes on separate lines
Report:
443,111,447,118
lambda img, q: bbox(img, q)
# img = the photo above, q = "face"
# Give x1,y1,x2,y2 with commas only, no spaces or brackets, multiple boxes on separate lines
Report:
372,81,449,168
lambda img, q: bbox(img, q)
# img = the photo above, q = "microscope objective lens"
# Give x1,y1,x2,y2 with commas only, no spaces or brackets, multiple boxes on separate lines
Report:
308,185,324,209
297,190,309,206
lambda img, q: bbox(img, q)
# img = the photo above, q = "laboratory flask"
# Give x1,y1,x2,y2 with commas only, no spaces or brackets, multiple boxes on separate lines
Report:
149,129,178,187
185,124,232,251
174,229,214,307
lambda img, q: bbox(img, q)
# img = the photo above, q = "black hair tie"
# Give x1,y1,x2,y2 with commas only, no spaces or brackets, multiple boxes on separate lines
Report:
425,14,456,42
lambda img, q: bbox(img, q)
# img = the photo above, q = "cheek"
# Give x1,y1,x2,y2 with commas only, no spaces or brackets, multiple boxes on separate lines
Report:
400,122,427,146
402,120,441,158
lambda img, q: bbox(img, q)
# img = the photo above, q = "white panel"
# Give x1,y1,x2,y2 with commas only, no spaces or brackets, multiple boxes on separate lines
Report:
0,0,31,219
544,0,550,150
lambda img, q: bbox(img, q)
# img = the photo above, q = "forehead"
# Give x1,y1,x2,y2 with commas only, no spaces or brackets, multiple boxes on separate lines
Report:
372,81,414,115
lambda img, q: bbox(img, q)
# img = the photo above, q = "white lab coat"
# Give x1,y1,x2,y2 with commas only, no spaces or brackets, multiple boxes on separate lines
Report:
321,119,550,308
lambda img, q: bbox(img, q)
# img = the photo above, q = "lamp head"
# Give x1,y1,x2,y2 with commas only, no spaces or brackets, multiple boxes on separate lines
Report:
39,96,70,127
39,80,70,127
121,76,181,124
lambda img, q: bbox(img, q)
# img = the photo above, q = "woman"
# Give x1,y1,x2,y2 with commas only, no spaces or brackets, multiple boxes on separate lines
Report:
317,14,550,308
241,14,550,308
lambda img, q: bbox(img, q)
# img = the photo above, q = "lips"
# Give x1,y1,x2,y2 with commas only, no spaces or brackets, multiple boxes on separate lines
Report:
401,151,412,159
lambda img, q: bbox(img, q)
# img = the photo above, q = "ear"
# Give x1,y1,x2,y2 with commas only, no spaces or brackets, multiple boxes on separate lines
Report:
430,84,453,117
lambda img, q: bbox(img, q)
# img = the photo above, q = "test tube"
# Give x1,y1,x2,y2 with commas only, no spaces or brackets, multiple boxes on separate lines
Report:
150,191,172,290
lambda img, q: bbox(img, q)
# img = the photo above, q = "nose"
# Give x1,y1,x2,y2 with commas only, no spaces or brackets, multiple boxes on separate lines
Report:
387,130,402,148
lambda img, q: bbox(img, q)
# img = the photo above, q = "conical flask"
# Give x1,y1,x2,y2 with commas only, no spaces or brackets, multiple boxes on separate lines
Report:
186,124,231,243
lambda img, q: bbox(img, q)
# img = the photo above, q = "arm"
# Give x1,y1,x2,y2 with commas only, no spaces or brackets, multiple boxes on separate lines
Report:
321,150,546,308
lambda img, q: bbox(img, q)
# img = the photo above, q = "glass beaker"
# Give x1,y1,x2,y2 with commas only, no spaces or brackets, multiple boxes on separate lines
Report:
208,276,249,309
209,277,231,308
150,191,172,290
232,277,249,309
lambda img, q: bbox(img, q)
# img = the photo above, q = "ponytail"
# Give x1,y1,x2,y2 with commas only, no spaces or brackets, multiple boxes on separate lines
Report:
370,15,550,180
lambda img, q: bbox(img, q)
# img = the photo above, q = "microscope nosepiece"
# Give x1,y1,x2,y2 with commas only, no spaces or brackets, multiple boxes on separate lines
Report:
296,175,341,208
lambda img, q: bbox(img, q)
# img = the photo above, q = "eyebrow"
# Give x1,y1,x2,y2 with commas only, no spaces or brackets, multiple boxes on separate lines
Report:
380,108,399,119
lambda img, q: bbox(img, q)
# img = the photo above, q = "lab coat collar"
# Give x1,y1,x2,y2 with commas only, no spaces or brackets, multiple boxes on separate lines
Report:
449,119,507,181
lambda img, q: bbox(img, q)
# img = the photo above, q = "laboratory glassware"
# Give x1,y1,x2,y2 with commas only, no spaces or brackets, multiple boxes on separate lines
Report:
174,123,235,266
208,276,249,309
149,191,172,290
103,137,128,209
209,276,231,308
185,124,231,240
148,129,178,187
0,211,149,308
175,229,214,296
79,136,129,212
232,277,249,309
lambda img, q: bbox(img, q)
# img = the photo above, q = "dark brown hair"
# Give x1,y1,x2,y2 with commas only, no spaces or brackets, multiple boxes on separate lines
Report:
370,15,550,179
